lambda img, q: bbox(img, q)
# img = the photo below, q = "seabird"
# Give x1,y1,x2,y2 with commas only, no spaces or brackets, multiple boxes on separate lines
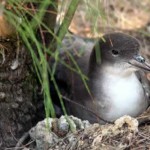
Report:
52,32,150,123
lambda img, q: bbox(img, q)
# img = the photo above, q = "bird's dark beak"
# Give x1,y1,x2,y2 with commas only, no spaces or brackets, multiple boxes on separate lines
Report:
129,54,150,71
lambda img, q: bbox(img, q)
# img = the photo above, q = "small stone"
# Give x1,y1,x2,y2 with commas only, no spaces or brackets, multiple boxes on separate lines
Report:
58,116,69,136
0,92,5,100
11,59,19,70
11,102,19,109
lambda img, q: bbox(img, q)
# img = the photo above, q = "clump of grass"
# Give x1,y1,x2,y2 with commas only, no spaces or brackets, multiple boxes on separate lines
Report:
4,0,58,118
2,0,106,121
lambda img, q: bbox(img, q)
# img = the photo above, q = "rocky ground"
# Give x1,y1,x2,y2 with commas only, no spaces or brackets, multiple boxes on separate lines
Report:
14,109,150,149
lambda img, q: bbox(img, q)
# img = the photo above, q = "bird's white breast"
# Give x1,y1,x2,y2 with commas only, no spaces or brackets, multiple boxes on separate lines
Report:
96,71,147,121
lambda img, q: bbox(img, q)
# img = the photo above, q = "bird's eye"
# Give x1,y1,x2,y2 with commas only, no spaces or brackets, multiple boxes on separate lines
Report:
112,49,119,56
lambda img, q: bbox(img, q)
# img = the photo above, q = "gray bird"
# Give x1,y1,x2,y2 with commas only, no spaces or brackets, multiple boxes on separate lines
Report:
53,32,150,123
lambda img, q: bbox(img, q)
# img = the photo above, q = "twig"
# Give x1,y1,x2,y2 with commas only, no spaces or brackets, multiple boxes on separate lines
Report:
137,115,150,126
62,95,113,124
14,132,29,150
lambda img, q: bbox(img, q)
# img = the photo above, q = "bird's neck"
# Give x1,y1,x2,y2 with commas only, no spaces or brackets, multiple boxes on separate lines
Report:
102,64,137,77
89,63,138,79
88,64,139,94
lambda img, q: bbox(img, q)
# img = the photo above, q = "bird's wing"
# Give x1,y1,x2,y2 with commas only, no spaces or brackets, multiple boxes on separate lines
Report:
54,32,95,83
136,71,150,106
50,33,95,113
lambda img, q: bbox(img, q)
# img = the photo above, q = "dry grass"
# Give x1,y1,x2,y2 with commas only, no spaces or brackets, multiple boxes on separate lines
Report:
68,0,150,37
